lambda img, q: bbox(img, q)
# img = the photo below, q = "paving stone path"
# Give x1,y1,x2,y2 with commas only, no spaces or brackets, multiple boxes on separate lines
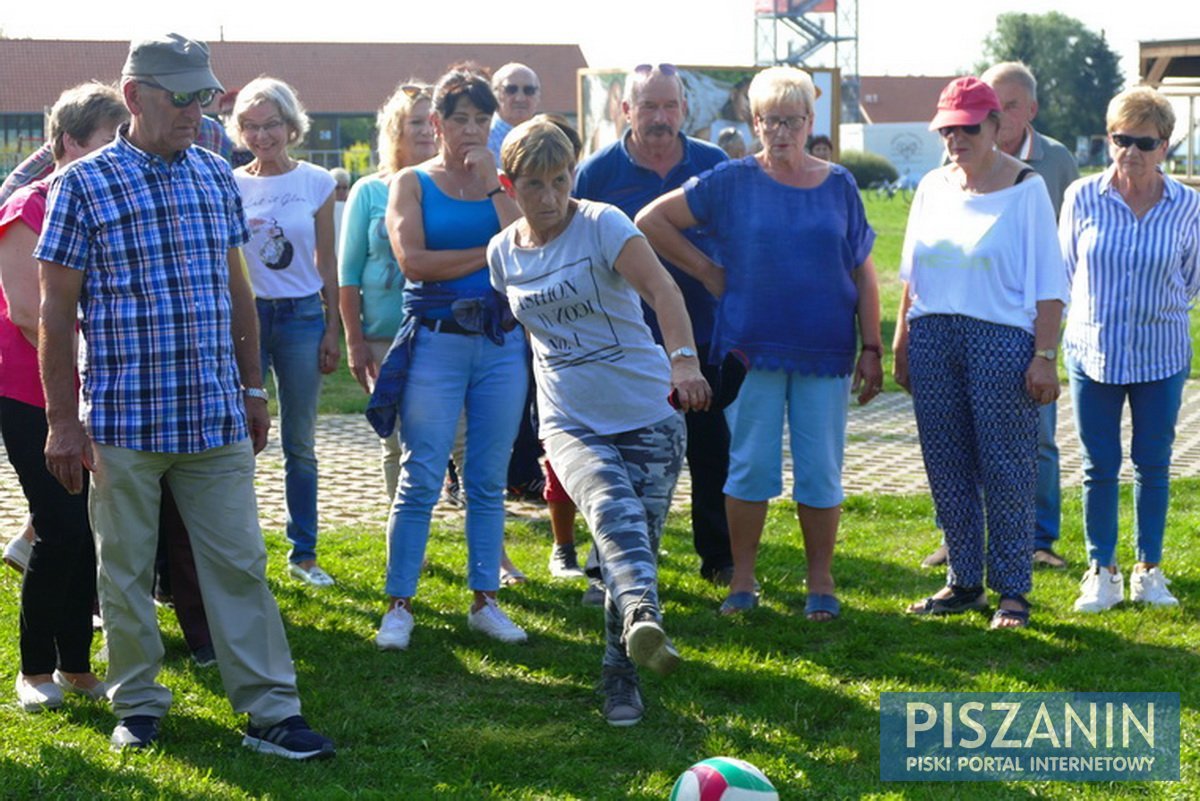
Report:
6,384,1200,533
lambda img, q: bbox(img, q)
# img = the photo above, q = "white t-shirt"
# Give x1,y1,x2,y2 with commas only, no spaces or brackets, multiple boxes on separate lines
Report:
899,169,1067,333
234,160,335,299
488,200,674,437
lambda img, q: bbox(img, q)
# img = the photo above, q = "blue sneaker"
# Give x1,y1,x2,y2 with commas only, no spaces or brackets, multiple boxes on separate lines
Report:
111,716,159,750
243,715,335,760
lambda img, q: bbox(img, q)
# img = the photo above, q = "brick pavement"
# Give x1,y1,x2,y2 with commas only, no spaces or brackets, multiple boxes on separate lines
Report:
5,384,1200,533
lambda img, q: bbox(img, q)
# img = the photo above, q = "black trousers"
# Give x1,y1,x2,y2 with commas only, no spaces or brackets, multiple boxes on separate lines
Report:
687,359,734,578
0,397,95,674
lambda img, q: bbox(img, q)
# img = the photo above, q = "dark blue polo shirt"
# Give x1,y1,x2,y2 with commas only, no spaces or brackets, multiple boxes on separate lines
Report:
574,131,727,346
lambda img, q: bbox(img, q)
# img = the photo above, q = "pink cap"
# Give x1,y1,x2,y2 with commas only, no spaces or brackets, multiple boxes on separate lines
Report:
928,77,1001,131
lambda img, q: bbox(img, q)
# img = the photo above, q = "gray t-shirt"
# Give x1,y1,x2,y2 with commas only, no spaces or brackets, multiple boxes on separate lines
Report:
488,200,674,437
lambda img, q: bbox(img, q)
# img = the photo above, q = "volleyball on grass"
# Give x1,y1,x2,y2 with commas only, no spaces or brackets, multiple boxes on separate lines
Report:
669,756,779,800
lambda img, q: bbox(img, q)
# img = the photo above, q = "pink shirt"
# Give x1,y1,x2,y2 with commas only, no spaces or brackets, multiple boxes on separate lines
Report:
0,182,48,407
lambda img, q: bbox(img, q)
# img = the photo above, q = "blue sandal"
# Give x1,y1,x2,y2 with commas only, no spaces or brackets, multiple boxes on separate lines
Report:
719,591,759,616
804,593,841,621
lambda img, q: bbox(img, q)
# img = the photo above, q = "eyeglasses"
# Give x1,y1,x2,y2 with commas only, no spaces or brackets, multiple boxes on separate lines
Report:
758,114,808,132
938,124,983,138
240,119,286,135
502,84,539,96
138,81,217,108
1110,133,1162,152
634,63,678,77
399,83,432,100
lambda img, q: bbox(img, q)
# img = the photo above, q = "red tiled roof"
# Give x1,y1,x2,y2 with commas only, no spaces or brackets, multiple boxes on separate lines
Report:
858,75,957,125
0,39,587,115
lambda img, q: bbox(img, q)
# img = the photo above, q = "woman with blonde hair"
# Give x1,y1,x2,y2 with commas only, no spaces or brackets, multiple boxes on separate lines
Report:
339,82,437,499
230,76,341,587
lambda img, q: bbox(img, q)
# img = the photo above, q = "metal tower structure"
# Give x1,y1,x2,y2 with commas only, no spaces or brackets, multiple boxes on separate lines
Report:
754,0,860,123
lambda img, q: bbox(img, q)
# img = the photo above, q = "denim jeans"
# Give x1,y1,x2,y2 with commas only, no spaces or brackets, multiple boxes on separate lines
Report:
385,326,527,598
1034,402,1061,551
1067,357,1187,567
257,293,325,564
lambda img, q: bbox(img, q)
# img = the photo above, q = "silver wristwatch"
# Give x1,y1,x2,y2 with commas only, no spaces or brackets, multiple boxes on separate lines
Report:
243,387,269,401
668,346,698,361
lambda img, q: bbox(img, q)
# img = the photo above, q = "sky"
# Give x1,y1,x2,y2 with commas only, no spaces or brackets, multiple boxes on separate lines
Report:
0,1,1192,83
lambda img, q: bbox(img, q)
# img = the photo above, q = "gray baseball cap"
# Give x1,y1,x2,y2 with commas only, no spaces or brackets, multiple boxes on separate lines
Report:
122,33,223,93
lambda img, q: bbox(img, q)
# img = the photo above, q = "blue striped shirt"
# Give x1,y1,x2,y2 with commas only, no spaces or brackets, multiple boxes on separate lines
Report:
34,129,251,453
1060,168,1200,384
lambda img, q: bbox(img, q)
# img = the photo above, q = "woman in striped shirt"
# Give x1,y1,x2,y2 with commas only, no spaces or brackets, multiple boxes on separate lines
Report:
1062,86,1200,613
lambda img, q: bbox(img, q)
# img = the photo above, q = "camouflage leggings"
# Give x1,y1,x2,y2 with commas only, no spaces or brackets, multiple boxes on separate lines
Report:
544,414,685,670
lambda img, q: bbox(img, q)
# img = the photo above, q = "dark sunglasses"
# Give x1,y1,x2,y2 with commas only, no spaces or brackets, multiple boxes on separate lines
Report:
399,83,432,100
634,63,678,77
138,80,216,108
938,123,982,138
1111,133,1162,152
502,84,538,96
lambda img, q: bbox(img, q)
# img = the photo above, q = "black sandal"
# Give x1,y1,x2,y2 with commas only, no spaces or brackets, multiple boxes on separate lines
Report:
908,585,987,615
990,594,1031,629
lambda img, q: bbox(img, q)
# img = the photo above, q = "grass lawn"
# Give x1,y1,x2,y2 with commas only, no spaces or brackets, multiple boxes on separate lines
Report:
4,191,1197,797
1,484,1196,798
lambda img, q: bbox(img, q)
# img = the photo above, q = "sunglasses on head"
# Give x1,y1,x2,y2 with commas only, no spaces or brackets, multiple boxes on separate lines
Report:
634,63,678,77
938,123,982,138
503,84,538,96
399,83,432,100
139,80,216,108
1110,133,1162,152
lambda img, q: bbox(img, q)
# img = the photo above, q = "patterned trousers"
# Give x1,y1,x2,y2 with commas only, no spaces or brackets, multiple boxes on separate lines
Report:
544,414,685,670
909,315,1038,596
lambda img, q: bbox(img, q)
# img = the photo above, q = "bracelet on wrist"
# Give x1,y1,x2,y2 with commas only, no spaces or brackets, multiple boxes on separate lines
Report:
486,186,504,198
860,343,883,356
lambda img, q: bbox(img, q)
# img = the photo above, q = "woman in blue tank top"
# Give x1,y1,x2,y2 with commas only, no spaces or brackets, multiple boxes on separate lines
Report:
372,67,530,651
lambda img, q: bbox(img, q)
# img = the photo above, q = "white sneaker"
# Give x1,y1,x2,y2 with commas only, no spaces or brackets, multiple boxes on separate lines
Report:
1074,564,1124,612
3,535,32,573
1130,566,1179,606
288,562,336,587
16,674,63,713
468,597,528,643
375,603,414,650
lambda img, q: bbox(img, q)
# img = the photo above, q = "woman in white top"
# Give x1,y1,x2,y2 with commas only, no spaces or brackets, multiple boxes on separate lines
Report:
893,77,1066,629
230,77,341,587
488,119,709,726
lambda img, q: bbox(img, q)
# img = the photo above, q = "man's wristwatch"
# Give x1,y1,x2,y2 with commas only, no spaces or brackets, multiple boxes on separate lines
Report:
243,387,269,401
668,346,698,361
1034,348,1057,362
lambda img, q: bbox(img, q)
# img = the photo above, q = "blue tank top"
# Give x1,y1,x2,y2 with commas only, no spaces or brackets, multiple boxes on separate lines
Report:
408,169,499,318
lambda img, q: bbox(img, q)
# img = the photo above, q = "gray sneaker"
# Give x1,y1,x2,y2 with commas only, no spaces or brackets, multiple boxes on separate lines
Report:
581,576,606,607
601,667,644,727
623,607,681,677
548,543,586,579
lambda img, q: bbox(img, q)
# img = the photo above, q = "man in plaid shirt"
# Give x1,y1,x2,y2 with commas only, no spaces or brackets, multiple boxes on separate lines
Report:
36,33,334,759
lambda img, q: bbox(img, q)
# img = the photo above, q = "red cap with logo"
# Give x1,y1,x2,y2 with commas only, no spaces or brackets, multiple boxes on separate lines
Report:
929,77,1001,131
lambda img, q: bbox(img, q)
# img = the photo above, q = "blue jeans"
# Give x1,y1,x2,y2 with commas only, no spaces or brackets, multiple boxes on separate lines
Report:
385,326,527,598
258,294,325,564
1067,358,1187,567
1034,402,1061,551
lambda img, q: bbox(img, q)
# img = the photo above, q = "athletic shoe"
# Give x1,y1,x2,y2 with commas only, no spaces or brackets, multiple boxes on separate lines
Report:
581,576,606,607
52,670,108,701
548,543,586,579
467,597,528,643
16,674,63,713
191,644,217,668
623,607,681,677
601,667,644,727
1130,566,1179,606
1074,564,1124,612
376,603,414,650
3,535,32,573
111,716,159,749
288,562,335,587
441,480,465,508
243,715,335,760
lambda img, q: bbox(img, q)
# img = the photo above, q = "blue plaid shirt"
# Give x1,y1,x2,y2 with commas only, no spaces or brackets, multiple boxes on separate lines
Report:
35,128,251,453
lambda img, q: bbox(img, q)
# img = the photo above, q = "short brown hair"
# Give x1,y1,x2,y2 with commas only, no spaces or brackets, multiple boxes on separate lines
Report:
47,82,127,161
1107,86,1175,140
500,119,576,180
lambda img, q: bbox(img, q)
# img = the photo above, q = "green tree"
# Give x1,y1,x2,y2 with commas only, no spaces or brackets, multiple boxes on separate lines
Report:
979,12,1123,148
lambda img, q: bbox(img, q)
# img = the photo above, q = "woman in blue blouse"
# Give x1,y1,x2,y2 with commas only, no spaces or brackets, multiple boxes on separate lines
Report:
339,81,437,500
1063,87,1200,613
638,66,882,621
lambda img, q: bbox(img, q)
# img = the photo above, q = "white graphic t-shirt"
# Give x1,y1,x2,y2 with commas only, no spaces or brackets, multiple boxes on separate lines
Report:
489,200,674,437
234,160,335,299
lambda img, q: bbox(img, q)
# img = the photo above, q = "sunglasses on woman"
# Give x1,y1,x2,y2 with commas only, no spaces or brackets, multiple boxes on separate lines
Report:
937,124,982,138
1110,133,1162,152
138,81,217,108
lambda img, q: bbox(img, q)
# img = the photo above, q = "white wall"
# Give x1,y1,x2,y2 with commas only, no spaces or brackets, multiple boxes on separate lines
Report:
841,122,943,184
